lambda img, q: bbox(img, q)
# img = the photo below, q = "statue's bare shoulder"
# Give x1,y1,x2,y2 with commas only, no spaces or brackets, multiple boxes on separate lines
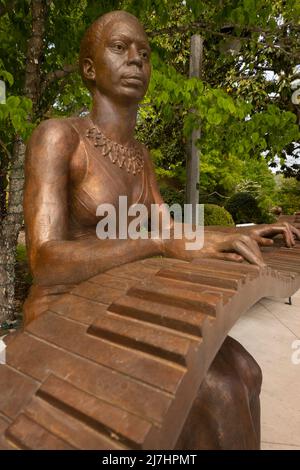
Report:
26,117,81,167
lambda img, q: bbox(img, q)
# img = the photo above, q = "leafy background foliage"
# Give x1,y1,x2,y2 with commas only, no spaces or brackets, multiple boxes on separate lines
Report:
0,0,299,215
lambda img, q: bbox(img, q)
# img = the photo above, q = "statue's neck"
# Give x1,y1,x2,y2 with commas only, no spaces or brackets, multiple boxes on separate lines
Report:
90,92,138,146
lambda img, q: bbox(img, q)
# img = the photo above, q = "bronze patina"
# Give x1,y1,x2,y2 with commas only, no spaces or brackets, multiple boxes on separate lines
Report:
5,11,298,449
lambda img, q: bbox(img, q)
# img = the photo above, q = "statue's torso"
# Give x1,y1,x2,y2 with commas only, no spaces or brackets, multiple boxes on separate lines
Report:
23,115,155,321
66,117,153,239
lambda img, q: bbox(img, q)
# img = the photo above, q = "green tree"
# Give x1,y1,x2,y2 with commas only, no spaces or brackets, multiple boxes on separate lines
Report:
0,0,121,323
275,176,300,214
0,0,49,323
136,0,299,206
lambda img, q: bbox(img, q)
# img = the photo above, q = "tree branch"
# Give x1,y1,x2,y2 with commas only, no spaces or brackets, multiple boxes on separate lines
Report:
0,138,11,160
40,63,78,96
148,20,300,38
38,74,73,119
0,0,18,18
147,20,300,59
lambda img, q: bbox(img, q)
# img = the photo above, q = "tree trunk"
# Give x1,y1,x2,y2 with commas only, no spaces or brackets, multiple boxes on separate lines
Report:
185,35,203,224
0,0,48,323
0,150,8,222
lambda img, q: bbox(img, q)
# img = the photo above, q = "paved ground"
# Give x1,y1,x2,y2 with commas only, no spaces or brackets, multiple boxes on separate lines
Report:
230,289,300,450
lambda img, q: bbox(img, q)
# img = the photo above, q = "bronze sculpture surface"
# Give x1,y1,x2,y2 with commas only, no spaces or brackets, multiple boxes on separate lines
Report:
23,10,299,323
6,10,299,449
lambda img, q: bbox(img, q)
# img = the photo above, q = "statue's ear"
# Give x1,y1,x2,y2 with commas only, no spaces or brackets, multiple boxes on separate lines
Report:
82,58,95,82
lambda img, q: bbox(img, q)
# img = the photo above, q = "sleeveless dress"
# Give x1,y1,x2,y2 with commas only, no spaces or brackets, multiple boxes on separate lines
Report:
23,117,153,324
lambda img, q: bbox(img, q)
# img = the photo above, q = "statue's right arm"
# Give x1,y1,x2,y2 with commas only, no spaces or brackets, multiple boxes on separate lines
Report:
24,119,163,287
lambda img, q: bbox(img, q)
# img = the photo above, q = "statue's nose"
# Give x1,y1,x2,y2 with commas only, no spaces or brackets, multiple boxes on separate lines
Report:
127,45,143,67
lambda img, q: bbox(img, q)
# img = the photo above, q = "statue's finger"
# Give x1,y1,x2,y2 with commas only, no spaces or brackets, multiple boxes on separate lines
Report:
290,225,300,240
261,226,293,247
239,235,262,259
255,236,273,246
282,227,294,247
212,252,243,263
232,240,266,267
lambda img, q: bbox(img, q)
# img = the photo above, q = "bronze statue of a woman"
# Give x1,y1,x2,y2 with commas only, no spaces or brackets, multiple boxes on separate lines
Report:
22,11,300,449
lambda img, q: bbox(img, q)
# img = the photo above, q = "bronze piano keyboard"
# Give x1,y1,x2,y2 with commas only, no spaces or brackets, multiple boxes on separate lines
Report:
0,239,300,450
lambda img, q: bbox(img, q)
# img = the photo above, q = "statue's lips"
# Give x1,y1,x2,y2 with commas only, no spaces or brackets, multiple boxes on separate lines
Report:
121,75,144,85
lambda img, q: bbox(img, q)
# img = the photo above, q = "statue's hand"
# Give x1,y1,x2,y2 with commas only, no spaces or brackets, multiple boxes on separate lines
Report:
198,231,266,266
162,230,266,267
236,222,300,248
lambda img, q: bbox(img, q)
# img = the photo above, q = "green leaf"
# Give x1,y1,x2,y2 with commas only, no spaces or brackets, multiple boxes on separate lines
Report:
251,132,260,144
11,113,22,130
21,98,33,113
243,0,256,14
231,7,245,24
207,108,222,125
0,103,9,120
0,70,14,86
238,143,244,153
6,96,21,109
227,101,236,114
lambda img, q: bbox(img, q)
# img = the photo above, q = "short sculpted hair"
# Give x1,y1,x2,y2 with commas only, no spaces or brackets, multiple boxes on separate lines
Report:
79,10,143,92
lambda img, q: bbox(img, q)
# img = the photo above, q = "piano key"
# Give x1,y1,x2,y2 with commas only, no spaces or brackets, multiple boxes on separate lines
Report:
6,413,75,450
88,311,199,366
7,332,172,424
0,416,17,450
35,374,151,449
50,293,108,325
70,281,125,305
88,272,137,291
156,267,244,290
128,278,221,316
24,396,126,450
108,294,214,337
26,311,185,394
106,262,160,280
0,365,39,420
191,258,261,276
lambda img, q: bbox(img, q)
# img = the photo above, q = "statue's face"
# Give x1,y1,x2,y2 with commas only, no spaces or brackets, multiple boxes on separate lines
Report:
86,17,151,103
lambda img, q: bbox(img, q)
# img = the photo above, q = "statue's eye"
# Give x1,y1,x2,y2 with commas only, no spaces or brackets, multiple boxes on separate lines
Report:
113,42,125,52
140,50,149,60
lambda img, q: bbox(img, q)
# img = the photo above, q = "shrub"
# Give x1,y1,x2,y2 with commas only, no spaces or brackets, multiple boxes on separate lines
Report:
204,204,234,226
225,192,264,224
199,190,229,206
159,187,235,226
276,177,300,215
159,185,185,207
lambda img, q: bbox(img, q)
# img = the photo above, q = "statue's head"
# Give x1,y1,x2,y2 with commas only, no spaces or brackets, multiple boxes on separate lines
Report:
79,11,151,103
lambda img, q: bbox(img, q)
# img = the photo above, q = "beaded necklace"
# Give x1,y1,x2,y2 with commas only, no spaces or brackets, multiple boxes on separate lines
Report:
86,120,144,176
